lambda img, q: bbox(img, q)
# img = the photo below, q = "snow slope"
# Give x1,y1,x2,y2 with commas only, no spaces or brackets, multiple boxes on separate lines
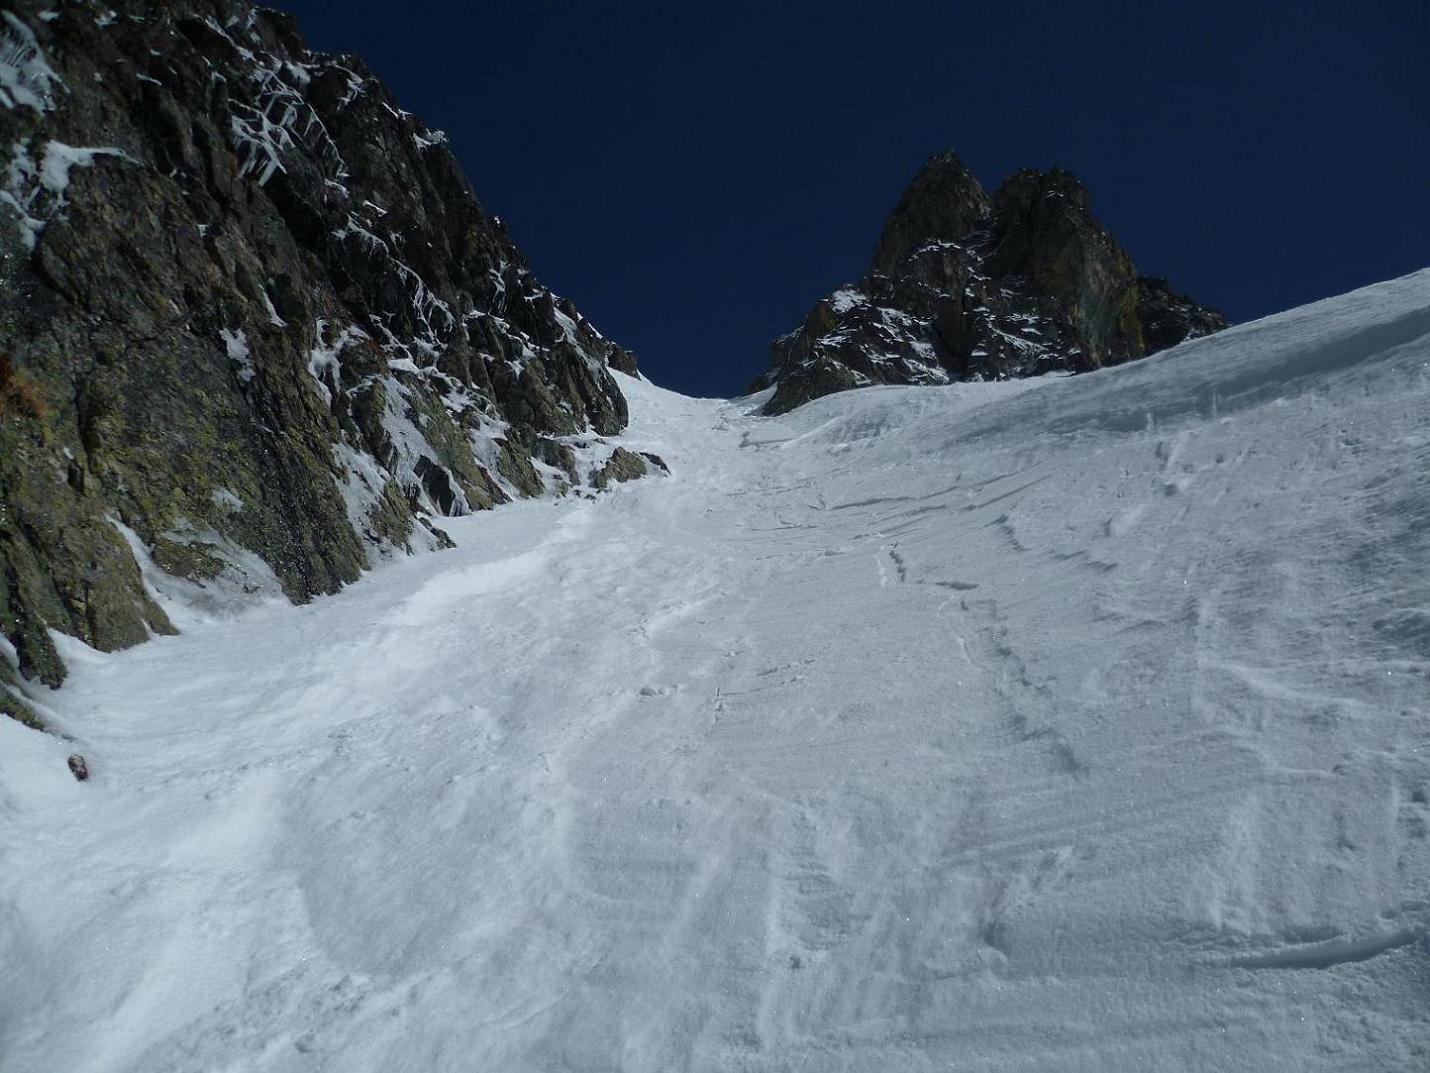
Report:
2,271,1429,1071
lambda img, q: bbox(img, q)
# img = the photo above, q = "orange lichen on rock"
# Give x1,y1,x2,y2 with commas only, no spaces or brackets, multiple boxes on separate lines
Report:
0,357,45,421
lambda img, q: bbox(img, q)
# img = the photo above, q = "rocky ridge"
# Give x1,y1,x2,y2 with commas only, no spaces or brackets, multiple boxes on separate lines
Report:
753,151,1227,414
0,0,652,723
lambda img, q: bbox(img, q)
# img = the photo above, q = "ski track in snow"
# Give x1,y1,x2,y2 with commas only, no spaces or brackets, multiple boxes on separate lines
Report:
3,271,1430,1071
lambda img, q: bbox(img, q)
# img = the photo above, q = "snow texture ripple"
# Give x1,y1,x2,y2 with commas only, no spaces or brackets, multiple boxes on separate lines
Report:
2,271,1429,1071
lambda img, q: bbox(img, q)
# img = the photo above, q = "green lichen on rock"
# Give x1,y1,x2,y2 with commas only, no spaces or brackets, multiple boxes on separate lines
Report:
151,538,226,582
534,438,580,488
1,398,175,688
0,0,639,695
592,447,649,490
0,658,44,731
366,477,421,551
987,168,1142,367
496,437,546,499
403,384,507,511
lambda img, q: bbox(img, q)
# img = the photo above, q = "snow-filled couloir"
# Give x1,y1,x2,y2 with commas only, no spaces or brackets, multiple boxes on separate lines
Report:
2,270,1428,1071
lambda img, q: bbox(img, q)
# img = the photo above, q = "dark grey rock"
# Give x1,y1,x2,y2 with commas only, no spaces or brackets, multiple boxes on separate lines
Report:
1135,276,1230,354
755,151,1227,414
870,151,990,276
0,655,44,731
0,0,642,695
591,447,648,490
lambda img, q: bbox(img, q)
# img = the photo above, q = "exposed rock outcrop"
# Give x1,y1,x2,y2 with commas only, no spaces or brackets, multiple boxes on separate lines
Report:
591,447,649,490
0,0,643,712
753,151,1227,413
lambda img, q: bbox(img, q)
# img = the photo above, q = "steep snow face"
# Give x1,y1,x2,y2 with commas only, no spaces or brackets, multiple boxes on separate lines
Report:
2,271,1429,1070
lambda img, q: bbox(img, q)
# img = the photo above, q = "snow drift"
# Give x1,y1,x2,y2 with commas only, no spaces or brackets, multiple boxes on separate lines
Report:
2,270,1428,1070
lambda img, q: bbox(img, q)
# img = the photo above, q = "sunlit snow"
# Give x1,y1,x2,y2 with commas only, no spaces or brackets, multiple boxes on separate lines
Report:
2,271,1428,1071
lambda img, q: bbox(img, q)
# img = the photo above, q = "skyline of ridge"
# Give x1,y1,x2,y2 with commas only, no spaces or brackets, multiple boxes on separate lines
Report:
274,0,1428,397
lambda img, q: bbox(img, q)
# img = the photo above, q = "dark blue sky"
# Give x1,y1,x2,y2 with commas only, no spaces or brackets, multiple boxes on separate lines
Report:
274,0,1427,398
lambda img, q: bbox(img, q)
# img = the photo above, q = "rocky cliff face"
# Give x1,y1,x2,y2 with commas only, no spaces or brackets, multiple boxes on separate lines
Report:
754,151,1227,414
0,0,648,722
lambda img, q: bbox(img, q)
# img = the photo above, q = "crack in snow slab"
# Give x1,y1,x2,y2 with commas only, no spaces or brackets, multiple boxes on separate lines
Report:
1225,928,1424,971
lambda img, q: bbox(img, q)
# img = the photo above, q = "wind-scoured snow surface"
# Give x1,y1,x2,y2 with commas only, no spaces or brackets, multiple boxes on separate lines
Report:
3,272,1430,1071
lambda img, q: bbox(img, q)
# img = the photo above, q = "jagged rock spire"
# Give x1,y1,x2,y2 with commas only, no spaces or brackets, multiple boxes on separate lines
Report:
870,150,991,276
754,150,1226,414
